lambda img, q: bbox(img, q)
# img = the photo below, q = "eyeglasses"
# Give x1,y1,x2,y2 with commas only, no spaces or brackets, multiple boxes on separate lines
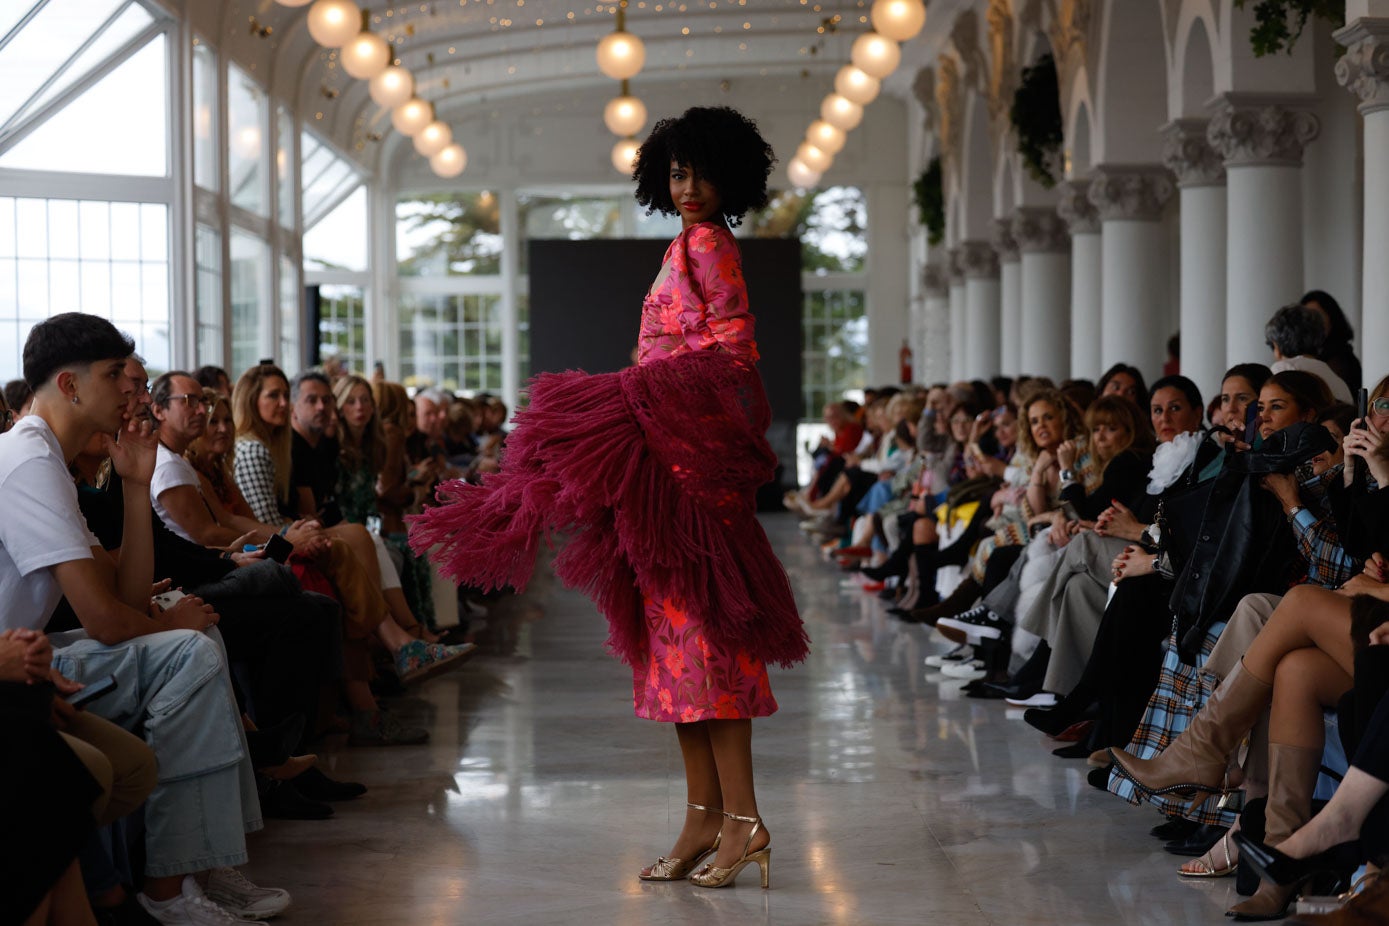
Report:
167,393,210,409
1372,398,1389,415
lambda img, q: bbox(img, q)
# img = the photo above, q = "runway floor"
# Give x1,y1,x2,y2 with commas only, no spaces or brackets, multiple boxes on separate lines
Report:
242,514,1240,925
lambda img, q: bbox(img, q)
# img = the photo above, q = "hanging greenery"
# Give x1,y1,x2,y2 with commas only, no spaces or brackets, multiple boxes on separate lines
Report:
1233,0,1344,57
913,157,945,246
1009,53,1063,189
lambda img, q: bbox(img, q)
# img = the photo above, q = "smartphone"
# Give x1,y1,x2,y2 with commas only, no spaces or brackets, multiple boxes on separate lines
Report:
152,589,186,610
66,674,118,708
1356,388,1370,428
263,533,293,563
1244,399,1260,444
316,499,343,528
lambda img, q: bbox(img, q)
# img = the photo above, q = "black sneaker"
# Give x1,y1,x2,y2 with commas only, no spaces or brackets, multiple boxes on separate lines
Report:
935,605,1008,641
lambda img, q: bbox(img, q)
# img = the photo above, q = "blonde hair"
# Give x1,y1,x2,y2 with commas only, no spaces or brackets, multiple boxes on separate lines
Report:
1016,388,1085,460
374,380,413,433
232,363,292,504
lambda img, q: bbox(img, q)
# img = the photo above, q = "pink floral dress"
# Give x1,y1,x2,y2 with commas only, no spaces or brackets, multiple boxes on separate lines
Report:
631,221,778,722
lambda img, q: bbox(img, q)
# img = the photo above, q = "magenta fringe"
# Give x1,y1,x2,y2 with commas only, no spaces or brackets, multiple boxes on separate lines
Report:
408,351,809,669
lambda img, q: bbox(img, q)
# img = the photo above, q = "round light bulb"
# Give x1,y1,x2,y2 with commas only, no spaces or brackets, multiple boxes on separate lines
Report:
788,159,822,189
871,0,927,42
611,138,640,176
806,120,846,155
796,142,832,174
851,32,901,80
821,94,864,132
413,120,453,157
596,30,646,80
391,98,432,136
341,31,390,79
430,143,467,178
603,95,648,137
306,0,362,48
834,65,881,106
368,65,414,108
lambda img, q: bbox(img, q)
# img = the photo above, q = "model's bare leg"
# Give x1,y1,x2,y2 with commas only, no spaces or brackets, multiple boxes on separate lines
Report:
641,721,724,875
706,718,770,868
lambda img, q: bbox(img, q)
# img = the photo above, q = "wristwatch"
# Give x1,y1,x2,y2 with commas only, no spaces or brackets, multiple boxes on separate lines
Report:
1059,468,1075,484
1286,505,1304,523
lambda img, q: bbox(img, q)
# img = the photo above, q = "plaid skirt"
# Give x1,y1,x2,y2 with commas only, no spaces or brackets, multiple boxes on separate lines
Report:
1107,622,1238,827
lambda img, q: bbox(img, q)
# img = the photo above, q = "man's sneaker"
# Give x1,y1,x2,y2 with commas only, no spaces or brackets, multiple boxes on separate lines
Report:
348,709,429,746
924,644,973,668
394,640,476,685
936,605,1008,642
938,659,988,680
202,868,291,920
139,876,241,925
1005,691,1059,708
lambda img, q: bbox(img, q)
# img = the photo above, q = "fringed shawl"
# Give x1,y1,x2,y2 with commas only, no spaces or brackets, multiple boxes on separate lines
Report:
408,350,809,668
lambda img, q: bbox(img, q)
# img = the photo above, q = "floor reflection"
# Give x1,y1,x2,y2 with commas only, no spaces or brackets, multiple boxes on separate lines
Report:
241,514,1243,924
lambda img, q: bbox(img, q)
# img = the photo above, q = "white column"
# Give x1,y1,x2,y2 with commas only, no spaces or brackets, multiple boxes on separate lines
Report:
921,263,951,384
1058,180,1101,380
1012,206,1071,382
959,240,1001,379
1162,119,1228,399
948,247,967,381
1208,96,1319,370
1089,166,1176,381
993,218,1022,376
1337,19,1389,382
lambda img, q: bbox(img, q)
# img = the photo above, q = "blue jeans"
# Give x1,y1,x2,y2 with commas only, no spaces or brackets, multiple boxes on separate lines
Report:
49,627,262,877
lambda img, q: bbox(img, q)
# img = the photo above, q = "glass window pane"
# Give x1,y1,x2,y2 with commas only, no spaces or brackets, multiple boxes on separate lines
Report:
300,129,360,227
315,283,364,375
279,256,299,369
304,185,366,272
0,34,168,178
0,0,126,128
230,230,268,376
140,203,167,262
46,200,79,260
192,39,218,192
396,192,501,277
227,64,267,216
109,202,139,261
79,200,109,260
23,3,154,122
276,105,295,230
195,223,222,365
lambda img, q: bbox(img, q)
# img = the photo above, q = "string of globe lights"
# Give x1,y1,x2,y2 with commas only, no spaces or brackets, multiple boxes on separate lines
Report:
273,0,468,178
596,1,648,176
788,0,926,189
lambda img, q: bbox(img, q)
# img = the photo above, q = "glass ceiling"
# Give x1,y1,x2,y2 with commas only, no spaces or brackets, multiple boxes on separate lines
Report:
0,0,155,140
301,130,363,229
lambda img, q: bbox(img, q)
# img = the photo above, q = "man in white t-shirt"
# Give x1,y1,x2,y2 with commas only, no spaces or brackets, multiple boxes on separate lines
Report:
6,314,290,924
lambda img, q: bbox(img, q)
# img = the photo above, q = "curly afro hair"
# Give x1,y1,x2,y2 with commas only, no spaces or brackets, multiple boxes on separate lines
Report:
632,106,775,227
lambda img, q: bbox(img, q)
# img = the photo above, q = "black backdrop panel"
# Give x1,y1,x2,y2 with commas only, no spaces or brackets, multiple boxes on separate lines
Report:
528,237,803,474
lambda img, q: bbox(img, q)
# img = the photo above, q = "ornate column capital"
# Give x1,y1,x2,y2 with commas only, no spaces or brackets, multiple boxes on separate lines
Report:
991,217,1019,263
922,262,950,298
1011,206,1070,254
958,239,1000,280
1207,96,1320,168
1161,118,1225,187
1335,19,1389,114
1087,165,1175,222
1057,179,1100,235
947,246,966,286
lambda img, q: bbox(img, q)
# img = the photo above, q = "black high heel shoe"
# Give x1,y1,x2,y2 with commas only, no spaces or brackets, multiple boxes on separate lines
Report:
1231,832,1359,889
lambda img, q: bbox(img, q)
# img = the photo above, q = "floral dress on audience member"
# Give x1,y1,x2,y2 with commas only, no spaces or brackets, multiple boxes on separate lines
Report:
337,457,435,627
631,220,777,722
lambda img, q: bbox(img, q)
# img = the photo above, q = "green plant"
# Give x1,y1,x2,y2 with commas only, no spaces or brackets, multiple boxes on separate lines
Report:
1234,0,1344,56
1009,54,1063,189
913,157,945,246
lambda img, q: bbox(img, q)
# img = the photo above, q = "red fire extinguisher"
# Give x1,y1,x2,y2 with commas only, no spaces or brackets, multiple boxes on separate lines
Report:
899,339,913,384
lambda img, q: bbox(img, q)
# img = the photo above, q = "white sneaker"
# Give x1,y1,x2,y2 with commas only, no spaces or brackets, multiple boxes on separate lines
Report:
1005,691,1059,708
139,876,243,925
924,644,972,668
939,659,988,680
203,867,292,920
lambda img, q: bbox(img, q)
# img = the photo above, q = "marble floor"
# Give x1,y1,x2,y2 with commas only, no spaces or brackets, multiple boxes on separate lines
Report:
243,514,1244,925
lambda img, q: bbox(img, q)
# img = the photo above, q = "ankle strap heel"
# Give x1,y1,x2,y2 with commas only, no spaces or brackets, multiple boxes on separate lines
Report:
689,812,771,890
636,804,725,882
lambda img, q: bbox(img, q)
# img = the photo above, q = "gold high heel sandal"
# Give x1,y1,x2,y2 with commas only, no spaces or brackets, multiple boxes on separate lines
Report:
689,812,771,889
639,802,723,881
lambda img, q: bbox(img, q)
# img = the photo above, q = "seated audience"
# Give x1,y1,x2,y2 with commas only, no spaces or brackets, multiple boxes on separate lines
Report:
1265,303,1354,405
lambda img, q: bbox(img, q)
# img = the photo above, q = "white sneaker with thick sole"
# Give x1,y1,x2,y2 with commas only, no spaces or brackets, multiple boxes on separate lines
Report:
938,659,988,680
203,867,292,920
139,876,243,925
1005,692,1058,708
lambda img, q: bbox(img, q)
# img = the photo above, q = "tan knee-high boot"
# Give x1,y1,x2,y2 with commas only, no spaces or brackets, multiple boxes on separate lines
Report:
1110,660,1273,798
1228,743,1324,921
